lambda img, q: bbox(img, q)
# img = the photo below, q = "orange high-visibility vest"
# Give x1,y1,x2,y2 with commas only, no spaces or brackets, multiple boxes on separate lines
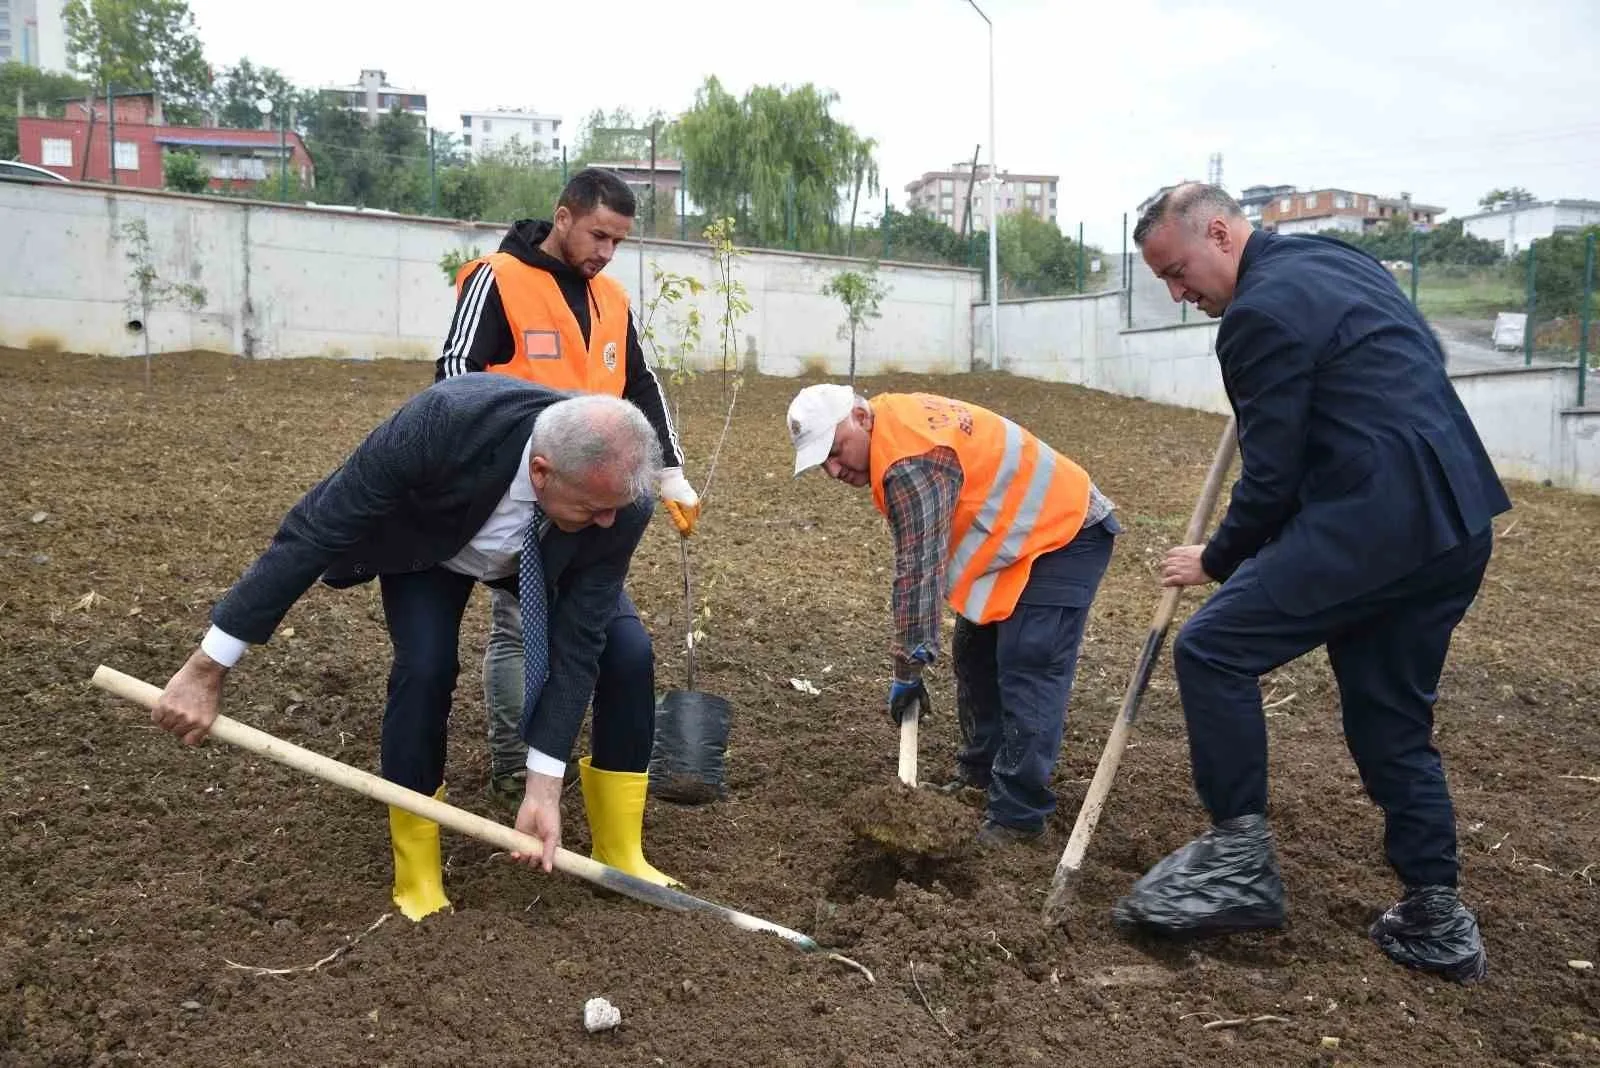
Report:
868,393,1091,624
454,251,630,396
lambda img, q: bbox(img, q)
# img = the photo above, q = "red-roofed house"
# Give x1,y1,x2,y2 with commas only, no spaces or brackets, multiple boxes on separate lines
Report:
16,90,315,192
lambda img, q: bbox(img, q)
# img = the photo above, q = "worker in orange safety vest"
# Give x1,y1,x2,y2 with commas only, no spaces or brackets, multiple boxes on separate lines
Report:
787,384,1122,846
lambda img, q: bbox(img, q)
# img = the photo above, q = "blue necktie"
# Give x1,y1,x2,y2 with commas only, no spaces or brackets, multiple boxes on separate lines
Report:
519,505,551,720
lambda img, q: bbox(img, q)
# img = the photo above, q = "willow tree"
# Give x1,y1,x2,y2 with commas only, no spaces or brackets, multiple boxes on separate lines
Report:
843,133,880,257
677,76,876,251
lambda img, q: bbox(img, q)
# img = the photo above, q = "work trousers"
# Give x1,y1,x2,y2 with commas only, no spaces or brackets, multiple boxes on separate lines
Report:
953,515,1119,831
1173,529,1493,888
482,584,655,777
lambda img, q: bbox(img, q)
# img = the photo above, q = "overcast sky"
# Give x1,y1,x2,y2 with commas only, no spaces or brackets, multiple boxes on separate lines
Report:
183,0,1600,251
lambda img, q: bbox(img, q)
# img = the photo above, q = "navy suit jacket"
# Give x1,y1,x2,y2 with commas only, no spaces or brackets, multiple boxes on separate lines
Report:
210,373,652,762
1201,230,1511,616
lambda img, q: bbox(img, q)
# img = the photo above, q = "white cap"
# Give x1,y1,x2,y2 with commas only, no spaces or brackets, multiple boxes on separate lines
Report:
787,383,856,475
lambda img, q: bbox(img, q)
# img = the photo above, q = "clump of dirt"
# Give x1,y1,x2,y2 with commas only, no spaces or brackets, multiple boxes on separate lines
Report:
844,782,977,861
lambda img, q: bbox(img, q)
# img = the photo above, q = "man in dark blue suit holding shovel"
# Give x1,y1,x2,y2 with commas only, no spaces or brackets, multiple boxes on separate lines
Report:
1115,183,1511,984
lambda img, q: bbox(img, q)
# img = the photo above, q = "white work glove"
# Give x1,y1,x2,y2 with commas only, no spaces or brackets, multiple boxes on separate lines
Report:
659,467,702,536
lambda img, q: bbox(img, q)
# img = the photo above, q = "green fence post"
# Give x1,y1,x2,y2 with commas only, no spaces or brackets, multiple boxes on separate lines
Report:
1077,221,1085,293
1410,230,1419,306
1123,211,1131,329
1525,240,1537,367
882,191,891,259
561,146,568,185
280,106,290,202
428,129,438,215
786,172,797,250
679,159,687,241
1580,232,1595,407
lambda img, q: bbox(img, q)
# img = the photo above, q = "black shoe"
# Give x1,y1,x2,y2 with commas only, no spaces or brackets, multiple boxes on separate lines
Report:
1112,814,1287,935
976,819,1043,849
1369,885,1487,984
938,776,987,807
487,770,526,811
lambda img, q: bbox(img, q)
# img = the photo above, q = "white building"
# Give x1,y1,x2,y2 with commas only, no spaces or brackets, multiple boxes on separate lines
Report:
2,0,67,69
320,69,428,126
905,163,1059,233
1457,198,1600,256
459,108,563,161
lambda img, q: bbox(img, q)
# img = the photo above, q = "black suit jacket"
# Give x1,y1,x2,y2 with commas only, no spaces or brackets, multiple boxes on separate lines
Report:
1201,230,1511,616
210,373,652,761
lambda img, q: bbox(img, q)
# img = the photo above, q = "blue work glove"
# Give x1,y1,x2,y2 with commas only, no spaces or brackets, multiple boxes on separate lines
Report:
888,677,930,726
887,644,936,726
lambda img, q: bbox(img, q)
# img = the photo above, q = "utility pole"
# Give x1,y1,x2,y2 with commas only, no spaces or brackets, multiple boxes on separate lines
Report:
966,2,992,370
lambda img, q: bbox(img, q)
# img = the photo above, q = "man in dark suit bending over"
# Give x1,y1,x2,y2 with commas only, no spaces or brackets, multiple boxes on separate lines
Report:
149,374,672,921
1114,183,1511,983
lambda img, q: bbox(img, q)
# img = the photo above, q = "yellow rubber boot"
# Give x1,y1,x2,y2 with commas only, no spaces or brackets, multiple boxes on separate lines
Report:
578,756,682,888
389,786,453,921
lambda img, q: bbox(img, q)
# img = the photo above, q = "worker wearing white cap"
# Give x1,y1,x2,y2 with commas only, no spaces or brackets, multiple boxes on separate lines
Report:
788,384,1122,846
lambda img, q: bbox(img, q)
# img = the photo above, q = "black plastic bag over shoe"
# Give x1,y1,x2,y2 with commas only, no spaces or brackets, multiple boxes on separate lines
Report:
1369,885,1487,984
1112,814,1287,935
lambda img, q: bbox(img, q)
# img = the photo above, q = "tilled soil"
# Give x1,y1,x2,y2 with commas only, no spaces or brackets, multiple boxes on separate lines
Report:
1,349,1597,1067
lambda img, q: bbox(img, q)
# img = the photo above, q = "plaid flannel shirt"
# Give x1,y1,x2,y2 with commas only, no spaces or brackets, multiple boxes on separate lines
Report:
883,449,1113,680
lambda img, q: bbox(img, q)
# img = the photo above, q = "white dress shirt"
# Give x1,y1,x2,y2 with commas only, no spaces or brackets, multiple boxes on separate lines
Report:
201,433,567,779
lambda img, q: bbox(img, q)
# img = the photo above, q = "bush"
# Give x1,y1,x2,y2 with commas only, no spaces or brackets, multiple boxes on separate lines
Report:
162,150,210,194
1511,227,1600,319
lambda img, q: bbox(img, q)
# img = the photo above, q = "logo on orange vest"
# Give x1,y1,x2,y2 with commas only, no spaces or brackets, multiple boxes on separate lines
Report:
602,341,618,371
921,398,975,435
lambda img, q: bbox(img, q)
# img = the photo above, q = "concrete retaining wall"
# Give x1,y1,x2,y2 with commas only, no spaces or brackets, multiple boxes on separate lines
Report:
983,290,1596,494
0,181,980,375
975,293,1225,413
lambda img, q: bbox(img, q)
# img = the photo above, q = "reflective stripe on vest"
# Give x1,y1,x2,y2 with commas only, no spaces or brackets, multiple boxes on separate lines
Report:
868,393,1090,624
454,251,629,396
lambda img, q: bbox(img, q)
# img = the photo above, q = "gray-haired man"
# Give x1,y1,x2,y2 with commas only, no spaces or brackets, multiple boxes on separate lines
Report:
151,374,677,922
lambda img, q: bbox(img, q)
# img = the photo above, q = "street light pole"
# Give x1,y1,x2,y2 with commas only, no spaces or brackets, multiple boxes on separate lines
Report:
966,0,998,370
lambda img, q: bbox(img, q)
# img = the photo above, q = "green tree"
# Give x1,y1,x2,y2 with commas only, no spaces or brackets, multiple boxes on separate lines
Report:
0,61,92,158
162,148,208,192
61,0,211,122
878,206,979,267
211,57,294,129
438,166,489,220
1317,218,1502,267
995,211,1104,297
575,106,680,163
460,141,564,224
821,266,889,385
677,76,875,250
1514,227,1600,319
296,94,430,212
1478,187,1536,209
842,133,879,257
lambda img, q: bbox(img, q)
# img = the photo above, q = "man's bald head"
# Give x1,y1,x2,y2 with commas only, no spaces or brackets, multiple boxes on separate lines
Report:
1133,182,1256,318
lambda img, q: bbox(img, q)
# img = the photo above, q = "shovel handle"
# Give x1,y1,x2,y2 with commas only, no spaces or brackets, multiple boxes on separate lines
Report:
678,534,697,691
90,665,816,951
1043,416,1238,921
897,707,919,787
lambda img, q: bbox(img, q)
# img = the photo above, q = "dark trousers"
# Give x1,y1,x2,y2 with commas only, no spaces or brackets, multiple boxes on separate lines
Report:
954,517,1118,831
590,594,656,773
1173,529,1493,888
379,568,655,794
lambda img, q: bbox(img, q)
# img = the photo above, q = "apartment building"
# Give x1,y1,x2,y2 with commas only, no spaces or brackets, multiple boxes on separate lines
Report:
459,107,563,160
905,163,1059,232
